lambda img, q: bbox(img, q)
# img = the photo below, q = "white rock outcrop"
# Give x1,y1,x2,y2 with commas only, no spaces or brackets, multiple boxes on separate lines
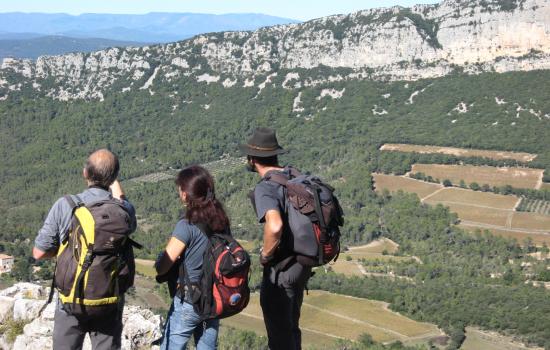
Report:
1,0,550,100
0,296,15,323
0,283,163,350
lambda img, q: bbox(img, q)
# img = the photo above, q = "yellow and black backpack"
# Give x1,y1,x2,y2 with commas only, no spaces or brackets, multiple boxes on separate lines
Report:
46,195,140,317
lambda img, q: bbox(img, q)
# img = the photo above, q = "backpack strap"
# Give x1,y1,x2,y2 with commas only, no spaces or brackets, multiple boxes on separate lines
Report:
127,238,143,249
310,184,327,265
265,172,289,187
64,194,84,210
287,166,302,179
264,167,302,187
179,223,212,307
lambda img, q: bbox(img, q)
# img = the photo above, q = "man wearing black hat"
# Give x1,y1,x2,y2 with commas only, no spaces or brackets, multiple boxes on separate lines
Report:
240,127,311,350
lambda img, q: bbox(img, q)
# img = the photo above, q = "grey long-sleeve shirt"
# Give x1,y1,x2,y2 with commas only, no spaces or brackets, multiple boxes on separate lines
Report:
34,187,137,253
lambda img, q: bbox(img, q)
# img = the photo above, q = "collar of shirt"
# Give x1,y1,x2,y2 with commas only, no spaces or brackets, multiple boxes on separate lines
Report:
77,186,113,203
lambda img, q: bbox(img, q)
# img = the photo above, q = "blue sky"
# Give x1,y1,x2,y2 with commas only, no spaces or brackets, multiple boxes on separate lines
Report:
0,0,441,20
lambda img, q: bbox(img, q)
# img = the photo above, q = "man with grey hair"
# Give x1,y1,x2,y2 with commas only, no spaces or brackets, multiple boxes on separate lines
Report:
33,149,137,350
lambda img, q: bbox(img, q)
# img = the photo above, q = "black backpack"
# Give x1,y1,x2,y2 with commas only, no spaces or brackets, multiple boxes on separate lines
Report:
180,225,251,320
265,167,344,267
44,195,141,317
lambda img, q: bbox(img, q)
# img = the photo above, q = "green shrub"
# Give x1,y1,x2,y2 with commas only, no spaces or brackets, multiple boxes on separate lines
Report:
0,317,28,344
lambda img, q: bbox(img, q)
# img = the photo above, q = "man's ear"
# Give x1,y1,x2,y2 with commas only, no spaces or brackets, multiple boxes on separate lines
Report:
82,167,88,180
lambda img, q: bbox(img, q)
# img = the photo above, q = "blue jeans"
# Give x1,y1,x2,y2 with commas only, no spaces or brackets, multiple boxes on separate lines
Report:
161,295,219,350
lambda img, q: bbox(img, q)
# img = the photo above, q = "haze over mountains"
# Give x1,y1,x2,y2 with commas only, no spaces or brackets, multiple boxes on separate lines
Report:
0,36,143,61
0,12,299,60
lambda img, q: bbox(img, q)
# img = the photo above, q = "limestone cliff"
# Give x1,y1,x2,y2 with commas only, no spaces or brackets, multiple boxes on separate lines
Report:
0,283,162,350
0,0,549,100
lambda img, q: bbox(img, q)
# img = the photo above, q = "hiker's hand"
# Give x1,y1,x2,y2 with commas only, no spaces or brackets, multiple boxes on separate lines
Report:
259,252,274,266
109,180,125,200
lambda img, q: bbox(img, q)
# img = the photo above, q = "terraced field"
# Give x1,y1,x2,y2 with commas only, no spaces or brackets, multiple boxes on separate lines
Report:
459,225,550,245
517,198,550,215
223,291,443,347
126,156,246,184
346,238,399,255
373,173,442,199
411,164,543,189
373,174,550,245
333,239,412,277
423,188,519,210
380,144,537,162
439,203,510,226
512,212,550,231
461,327,540,350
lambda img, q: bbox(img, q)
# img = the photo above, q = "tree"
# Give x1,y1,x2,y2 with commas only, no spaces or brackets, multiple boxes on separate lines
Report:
358,333,375,346
501,185,514,195
469,182,480,191
443,179,452,187
11,258,32,282
523,237,536,253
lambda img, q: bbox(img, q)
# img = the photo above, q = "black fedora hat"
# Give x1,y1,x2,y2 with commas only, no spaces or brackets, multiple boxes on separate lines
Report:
239,127,287,157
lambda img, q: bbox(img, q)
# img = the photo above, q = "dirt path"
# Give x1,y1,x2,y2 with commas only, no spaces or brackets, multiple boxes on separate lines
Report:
506,212,514,229
460,220,549,234
535,171,544,190
420,187,446,202
513,197,523,211
430,200,515,211
403,329,447,342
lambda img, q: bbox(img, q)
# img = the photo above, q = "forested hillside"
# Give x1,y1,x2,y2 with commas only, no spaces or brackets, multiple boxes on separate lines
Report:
2,69,550,256
1,0,550,348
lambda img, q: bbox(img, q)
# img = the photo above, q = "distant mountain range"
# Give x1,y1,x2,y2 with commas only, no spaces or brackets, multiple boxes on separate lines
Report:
0,36,143,60
0,12,299,60
0,12,299,42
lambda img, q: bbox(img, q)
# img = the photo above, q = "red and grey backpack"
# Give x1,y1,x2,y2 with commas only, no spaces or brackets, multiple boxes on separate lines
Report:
266,167,344,267
180,224,250,320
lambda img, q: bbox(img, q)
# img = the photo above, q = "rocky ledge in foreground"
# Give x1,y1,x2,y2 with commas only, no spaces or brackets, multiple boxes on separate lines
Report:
0,283,163,350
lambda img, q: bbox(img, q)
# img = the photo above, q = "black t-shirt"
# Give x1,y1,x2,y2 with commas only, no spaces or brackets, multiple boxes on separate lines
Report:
253,168,290,222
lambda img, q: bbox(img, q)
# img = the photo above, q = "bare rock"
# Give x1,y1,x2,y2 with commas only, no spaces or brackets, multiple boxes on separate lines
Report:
0,283,47,300
2,282,163,350
0,296,15,323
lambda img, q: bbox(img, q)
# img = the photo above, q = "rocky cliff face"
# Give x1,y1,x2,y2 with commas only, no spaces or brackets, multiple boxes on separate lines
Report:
0,0,549,100
0,283,163,350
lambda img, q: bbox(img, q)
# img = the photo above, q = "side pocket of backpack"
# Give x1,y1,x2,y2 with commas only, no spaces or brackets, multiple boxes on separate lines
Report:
55,240,78,297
